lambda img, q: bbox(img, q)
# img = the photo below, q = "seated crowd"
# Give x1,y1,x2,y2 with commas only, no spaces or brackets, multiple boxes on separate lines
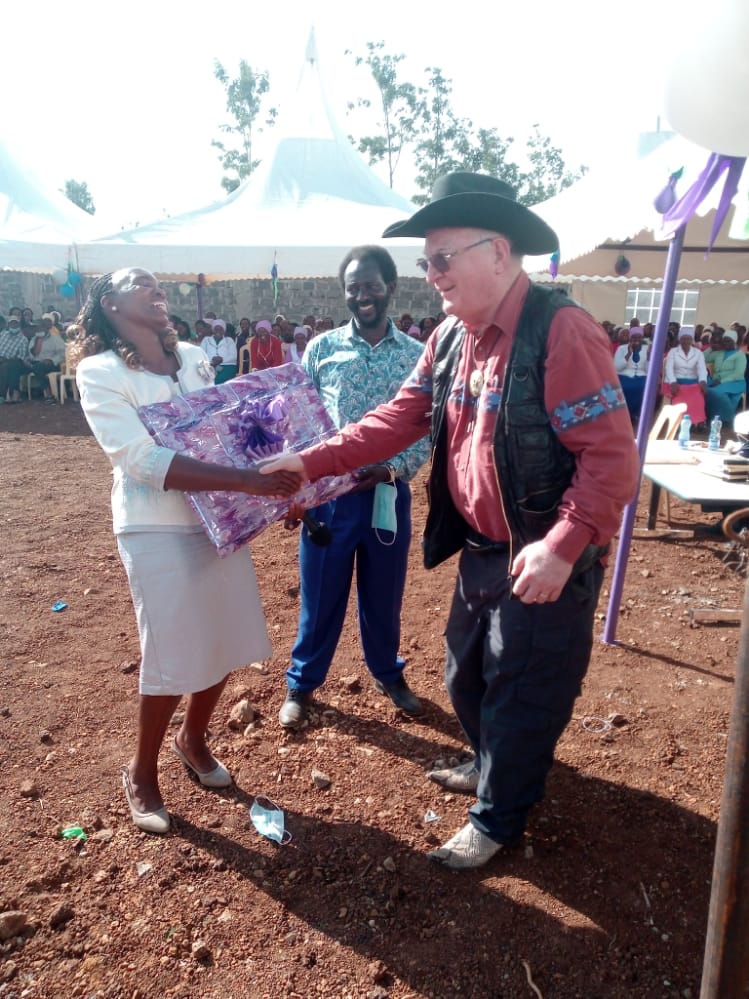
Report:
165,309,448,383
604,316,749,431
0,307,68,403
0,304,446,403
2,303,746,432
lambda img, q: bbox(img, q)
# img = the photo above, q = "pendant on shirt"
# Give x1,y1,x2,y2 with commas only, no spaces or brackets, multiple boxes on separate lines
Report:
469,368,484,398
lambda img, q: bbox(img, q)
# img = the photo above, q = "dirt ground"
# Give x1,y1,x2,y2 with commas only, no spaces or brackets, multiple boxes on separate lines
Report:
0,399,746,999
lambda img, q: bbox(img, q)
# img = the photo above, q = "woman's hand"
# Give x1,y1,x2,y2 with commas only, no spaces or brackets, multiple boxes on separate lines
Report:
699,381,707,395
242,467,302,496
668,383,679,398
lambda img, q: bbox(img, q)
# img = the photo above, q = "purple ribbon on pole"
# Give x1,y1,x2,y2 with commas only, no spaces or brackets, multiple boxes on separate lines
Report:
662,154,747,252
603,152,746,645
549,250,560,279
603,225,686,645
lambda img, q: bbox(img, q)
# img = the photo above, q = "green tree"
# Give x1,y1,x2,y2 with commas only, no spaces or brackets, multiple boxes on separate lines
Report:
213,59,277,194
518,125,587,206
411,67,474,203
451,128,525,196
62,179,95,215
345,41,421,188
346,42,586,208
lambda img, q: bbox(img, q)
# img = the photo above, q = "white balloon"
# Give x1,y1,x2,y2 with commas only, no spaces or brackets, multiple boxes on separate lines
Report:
178,283,191,296
664,0,749,156
52,267,68,285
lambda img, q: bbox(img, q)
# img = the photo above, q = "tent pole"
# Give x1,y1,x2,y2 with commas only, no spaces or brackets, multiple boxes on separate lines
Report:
602,223,686,645
700,573,749,998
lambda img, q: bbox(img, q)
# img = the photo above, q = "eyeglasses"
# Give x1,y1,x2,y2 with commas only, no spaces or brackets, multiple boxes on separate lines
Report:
416,237,496,274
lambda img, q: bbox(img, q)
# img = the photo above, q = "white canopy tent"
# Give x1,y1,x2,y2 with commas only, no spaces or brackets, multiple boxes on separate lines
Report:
0,140,100,274
524,133,749,282
78,30,423,280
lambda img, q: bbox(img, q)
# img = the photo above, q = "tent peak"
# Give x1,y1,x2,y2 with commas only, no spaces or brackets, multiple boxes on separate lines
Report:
305,26,318,66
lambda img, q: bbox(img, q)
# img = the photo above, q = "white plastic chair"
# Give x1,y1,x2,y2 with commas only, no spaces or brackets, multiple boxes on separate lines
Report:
733,409,749,439
19,371,43,400
237,344,251,375
57,347,80,404
649,402,687,441
649,402,688,524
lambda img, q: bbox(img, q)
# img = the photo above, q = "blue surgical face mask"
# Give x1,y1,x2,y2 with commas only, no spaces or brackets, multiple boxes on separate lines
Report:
371,481,398,537
250,796,291,844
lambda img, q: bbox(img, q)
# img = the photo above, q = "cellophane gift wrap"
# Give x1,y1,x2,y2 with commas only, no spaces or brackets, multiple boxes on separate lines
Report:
138,363,356,555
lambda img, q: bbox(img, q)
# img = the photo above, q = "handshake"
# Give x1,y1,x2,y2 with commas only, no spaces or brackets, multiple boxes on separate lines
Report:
259,452,308,480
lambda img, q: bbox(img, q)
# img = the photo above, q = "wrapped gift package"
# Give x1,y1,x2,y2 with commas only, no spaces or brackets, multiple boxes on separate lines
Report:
138,363,356,555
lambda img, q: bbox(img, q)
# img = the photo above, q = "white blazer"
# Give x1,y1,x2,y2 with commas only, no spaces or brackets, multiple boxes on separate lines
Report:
76,343,214,533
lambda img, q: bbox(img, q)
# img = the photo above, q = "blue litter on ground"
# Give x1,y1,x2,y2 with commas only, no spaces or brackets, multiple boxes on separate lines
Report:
51,601,68,612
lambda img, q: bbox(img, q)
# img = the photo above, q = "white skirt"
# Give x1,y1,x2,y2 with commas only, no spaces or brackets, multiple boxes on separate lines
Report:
117,530,272,696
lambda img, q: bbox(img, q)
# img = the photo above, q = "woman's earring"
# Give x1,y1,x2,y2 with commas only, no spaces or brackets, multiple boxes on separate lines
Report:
111,306,118,312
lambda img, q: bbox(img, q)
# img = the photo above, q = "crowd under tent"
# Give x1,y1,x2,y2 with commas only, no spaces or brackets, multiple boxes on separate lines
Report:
525,134,749,326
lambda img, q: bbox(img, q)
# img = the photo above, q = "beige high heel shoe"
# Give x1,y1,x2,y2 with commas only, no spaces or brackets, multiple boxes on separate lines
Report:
171,737,232,788
121,767,170,834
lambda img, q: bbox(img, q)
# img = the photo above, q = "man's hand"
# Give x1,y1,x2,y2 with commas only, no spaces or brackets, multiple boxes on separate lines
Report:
241,467,302,497
283,500,306,531
511,540,574,605
258,453,307,479
350,464,391,494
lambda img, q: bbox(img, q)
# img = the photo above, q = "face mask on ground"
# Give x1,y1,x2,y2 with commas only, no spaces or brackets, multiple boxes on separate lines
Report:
250,795,291,844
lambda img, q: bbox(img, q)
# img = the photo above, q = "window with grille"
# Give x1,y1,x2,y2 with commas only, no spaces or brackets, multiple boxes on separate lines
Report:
625,288,699,325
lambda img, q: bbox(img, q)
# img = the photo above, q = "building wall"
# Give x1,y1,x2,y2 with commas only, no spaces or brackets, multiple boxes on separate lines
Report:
0,272,79,322
695,286,749,327
0,273,443,326
537,279,749,328
563,282,627,323
5,270,745,331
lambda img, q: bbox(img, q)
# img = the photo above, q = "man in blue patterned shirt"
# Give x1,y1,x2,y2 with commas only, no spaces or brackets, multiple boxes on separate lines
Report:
279,246,431,729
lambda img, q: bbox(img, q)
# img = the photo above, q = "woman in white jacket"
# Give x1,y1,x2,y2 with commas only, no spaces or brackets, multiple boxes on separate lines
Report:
613,326,649,422
284,326,309,364
75,268,300,834
663,327,708,426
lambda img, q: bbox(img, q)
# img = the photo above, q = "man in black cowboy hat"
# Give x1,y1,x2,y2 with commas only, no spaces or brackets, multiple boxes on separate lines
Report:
262,172,639,869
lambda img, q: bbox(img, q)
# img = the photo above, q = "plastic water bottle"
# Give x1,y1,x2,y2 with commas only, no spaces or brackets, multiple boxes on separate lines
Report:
678,414,691,449
708,415,722,451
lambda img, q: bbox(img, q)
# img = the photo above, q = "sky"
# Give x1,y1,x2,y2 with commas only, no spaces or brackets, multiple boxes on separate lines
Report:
2,0,702,233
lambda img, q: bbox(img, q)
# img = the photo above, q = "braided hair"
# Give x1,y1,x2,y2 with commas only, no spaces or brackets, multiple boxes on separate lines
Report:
70,270,178,370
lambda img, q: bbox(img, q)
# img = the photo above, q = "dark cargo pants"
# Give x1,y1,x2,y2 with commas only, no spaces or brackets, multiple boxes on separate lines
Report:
444,545,603,845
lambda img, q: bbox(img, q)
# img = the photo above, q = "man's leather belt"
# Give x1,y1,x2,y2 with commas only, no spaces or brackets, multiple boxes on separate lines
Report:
465,528,510,555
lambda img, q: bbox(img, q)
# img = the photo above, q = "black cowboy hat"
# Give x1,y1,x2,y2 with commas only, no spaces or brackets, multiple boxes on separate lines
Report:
382,172,559,256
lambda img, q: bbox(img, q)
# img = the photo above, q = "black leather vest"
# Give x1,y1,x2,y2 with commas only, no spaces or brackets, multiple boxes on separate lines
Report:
423,284,607,575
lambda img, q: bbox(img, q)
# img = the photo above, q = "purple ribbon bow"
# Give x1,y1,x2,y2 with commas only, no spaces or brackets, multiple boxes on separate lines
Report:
662,154,746,253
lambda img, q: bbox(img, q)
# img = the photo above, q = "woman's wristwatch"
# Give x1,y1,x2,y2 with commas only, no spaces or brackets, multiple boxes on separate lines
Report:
383,462,397,484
